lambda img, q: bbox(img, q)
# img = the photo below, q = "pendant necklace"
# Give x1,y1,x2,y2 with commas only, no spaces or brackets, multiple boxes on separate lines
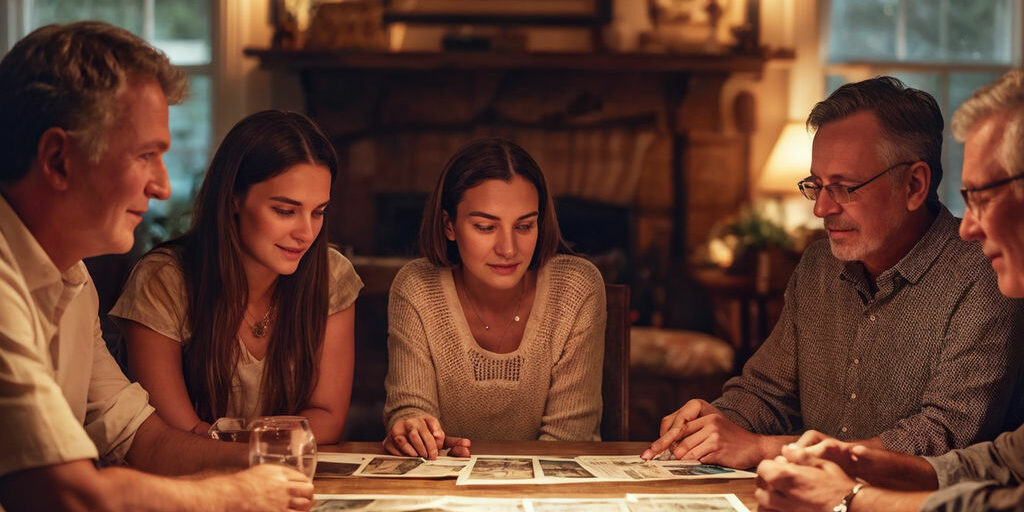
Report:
462,272,526,333
244,305,276,338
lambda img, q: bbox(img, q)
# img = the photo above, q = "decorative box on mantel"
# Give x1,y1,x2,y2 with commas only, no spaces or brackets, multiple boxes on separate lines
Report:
243,48,786,326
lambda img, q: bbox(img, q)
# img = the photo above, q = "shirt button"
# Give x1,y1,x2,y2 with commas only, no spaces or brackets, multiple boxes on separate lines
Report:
850,393,857,400
853,358,860,365
841,426,848,433
869,314,877,322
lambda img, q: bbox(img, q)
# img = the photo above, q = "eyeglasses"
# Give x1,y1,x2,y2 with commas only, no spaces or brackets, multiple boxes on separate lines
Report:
797,161,917,204
960,173,1024,217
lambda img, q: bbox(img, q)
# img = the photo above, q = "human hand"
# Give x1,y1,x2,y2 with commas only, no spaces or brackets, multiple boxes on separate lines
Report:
641,399,718,460
642,399,766,468
217,464,314,511
785,434,898,486
383,415,471,459
756,453,858,512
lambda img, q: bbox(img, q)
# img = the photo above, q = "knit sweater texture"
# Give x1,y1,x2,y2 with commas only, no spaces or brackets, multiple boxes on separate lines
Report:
383,254,606,441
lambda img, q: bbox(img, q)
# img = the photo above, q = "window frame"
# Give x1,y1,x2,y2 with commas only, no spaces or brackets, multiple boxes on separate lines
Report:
819,0,1023,214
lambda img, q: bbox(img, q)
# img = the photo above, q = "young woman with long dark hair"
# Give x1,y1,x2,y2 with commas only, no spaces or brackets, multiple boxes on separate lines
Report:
382,137,606,459
111,110,362,443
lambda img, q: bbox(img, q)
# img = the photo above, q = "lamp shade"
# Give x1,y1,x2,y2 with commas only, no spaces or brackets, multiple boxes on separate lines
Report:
759,121,813,195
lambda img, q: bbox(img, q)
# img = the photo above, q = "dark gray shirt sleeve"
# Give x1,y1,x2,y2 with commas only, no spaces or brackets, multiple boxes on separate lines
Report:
919,425,1024,511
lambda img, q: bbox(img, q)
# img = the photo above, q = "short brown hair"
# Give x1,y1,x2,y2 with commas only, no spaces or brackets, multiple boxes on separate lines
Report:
419,137,571,269
807,76,944,211
0,21,187,183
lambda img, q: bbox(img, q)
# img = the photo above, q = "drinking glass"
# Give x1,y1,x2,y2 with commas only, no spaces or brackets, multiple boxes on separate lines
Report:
248,416,317,479
208,417,248,442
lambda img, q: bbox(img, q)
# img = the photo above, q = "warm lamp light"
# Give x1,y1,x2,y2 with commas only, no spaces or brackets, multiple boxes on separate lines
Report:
759,121,813,196
758,120,817,236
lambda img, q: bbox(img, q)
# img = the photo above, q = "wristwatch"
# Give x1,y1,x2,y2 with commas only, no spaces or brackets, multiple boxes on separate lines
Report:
833,482,867,512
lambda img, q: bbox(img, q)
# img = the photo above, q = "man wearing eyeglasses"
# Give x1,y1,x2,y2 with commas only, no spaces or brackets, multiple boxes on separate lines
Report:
642,76,1024,471
754,69,1024,512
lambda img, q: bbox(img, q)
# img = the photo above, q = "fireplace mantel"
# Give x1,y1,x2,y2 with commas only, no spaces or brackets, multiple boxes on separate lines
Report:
243,48,782,74
244,47,790,330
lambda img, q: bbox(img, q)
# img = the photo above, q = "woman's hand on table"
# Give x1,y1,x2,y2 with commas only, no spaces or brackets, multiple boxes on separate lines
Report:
383,414,471,459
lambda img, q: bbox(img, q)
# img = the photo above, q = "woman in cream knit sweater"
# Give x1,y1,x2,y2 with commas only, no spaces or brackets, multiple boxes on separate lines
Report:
383,138,607,459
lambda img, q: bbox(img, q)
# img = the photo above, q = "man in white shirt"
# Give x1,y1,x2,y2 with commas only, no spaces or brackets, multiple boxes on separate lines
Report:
0,21,312,511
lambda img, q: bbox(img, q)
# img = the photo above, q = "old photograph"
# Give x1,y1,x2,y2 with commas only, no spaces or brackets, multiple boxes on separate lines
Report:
467,457,536,480
537,459,597,479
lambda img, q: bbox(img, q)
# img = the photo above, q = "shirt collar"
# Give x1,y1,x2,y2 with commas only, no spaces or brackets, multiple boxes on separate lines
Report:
0,194,89,313
887,206,958,285
839,206,959,289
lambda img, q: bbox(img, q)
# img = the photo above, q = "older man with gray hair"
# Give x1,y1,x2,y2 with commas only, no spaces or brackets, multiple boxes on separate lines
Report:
0,21,312,511
755,69,1024,512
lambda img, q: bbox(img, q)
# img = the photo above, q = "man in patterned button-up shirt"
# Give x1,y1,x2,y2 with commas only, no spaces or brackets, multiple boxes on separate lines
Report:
642,76,1024,471
754,69,1024,512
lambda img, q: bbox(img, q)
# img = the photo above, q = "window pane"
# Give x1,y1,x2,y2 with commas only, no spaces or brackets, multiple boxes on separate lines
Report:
827,0,898,62
828,0,1014,64
942,71,1004,216
904,1,941,61
31,0,144,34
138,73,210,248
167,75,211,201
947,0,1012,63
30,0,210,65
154,0,211,65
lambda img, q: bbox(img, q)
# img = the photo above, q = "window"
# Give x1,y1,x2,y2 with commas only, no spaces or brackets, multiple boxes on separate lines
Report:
823,0,1019,215
4,0,214,248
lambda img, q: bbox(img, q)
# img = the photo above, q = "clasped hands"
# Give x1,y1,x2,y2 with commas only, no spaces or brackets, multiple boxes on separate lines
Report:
383,414,471,459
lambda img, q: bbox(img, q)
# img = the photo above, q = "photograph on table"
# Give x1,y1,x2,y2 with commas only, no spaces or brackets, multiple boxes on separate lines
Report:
312,495,525,511
627,493,751,512
465,457,536,480
352,455,470,478
537,458,597,479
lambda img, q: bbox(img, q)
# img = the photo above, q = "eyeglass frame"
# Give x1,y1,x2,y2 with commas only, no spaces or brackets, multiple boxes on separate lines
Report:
960,172,1024,217
796,160,918,204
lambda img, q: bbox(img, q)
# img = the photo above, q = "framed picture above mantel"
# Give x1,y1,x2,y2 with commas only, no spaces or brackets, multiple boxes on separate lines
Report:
383,0,612,25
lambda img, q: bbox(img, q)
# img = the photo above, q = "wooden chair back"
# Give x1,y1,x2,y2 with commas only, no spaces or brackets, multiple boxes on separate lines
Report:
601,283,630,441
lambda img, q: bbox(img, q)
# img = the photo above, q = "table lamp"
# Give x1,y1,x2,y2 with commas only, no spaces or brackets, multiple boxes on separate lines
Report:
757,120,815,234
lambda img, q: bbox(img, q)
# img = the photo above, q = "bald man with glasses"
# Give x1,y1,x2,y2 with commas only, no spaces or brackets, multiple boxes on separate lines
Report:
642,76,1024,471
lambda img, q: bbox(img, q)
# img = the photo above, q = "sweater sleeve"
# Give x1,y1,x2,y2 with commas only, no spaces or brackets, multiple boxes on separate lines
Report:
382,268,440,431
538,260,605,441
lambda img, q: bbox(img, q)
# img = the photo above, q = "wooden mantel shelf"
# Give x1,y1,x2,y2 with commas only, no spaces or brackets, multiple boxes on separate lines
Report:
243,47,791,74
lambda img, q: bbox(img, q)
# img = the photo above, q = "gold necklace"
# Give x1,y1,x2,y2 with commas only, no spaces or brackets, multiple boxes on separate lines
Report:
461,271,525,332
244,305,276,338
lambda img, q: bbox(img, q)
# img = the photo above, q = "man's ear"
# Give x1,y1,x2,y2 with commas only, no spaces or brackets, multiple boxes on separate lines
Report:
35,127,72,191
905,161,931,212
443,210,456,241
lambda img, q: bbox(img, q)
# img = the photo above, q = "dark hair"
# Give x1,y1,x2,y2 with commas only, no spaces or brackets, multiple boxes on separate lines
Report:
419,137,571,269
159,110,338,422
0,21,187,184
807,76,944,211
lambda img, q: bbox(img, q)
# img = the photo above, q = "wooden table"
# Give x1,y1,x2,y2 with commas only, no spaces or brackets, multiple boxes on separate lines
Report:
316,441,757,510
